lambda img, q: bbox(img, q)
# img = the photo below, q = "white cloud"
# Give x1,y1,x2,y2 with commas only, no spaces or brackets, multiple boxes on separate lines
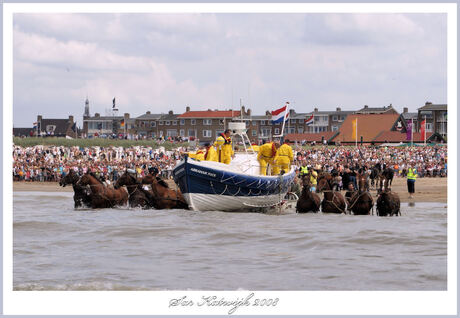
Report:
12,12,447,127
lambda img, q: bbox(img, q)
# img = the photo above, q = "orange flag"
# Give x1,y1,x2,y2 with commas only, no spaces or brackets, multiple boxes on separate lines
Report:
351,118,357,140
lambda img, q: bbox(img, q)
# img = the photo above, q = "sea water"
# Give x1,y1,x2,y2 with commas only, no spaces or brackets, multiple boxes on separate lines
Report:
13,191,447,290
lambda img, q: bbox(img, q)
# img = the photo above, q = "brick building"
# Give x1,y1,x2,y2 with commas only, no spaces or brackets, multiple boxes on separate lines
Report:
177,107,243,143
35,114,77,138
417,102,447,139
82,98,124,137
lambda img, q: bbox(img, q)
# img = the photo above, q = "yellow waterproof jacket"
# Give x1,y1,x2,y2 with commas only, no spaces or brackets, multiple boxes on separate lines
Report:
310,170,318,185
274,144,293,162
257,142,276,161
188,150,205,161
215,134,234,159
205,146,218,162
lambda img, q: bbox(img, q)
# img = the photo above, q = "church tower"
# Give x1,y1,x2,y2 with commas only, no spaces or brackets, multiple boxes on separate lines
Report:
84,97,90,117
83,97,90,138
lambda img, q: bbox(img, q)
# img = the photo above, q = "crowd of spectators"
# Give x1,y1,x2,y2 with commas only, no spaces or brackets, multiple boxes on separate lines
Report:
12,145,187,182
291,145,448,179
12,144,447,183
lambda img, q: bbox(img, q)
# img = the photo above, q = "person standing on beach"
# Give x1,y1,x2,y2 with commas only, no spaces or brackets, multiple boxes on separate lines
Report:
407,163,418,199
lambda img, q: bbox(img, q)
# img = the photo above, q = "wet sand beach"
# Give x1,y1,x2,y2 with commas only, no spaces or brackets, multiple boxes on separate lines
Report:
13,177,448,203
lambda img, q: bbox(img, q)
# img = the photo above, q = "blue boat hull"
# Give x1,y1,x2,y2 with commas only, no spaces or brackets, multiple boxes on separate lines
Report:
172,156,295,211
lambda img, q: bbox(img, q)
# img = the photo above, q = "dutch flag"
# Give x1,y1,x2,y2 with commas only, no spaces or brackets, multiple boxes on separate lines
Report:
271,102,289,124
305,114,314,125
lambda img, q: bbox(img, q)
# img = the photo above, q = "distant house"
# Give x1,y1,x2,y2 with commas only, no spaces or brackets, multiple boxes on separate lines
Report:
13,127,35,137
246,114,272,143
417,102,447,139
399,107,418,132
177,107,242,143
35,115,77,138
135,111,162,138
355,104,399,115
372,131,446,144
82,98,124,138
332,113,400,144
83,113,123,137
159,110,180,139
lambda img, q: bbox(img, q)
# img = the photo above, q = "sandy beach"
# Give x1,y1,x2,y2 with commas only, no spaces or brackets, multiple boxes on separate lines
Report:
13,177,447,203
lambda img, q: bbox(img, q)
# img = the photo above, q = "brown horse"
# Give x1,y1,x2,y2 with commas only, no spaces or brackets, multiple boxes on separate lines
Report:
376,190,401,216
114,171,153,209
377,168,395,193
59,169,91,208
347,173,374,215
296,173,321,213
369,166,380,189
317,176,346,214
77,173,128,208
141,174,188,210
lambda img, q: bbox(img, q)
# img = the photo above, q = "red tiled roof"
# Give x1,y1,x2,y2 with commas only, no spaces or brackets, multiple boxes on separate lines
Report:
285,132,338,142
178,110,241,118
332,113,399,142
373,130,434,142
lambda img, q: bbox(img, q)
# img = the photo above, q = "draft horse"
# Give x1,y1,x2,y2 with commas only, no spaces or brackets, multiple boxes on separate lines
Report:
142,174,188,210
114,171,154,209
376,189,401,216
347,173,374,215
59,169,91,208
77,172,128,208
369,166,380,189
378,167,395,193
296,172,321,213
316,174,346,214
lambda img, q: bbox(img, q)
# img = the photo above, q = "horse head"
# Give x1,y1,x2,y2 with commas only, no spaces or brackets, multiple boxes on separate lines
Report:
114,171,138,189
357,173,368,193
76,173,90,187
59,170,78,187
316,177,330,193
301,173,311,188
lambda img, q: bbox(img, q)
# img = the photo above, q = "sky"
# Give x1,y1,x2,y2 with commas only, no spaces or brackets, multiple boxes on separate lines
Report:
12,11,447,128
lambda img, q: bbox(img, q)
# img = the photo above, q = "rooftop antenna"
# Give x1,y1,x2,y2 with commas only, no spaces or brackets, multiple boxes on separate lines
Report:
248,82,250,113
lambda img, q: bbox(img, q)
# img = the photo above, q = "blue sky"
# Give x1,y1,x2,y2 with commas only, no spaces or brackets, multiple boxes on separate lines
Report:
13,12,447,127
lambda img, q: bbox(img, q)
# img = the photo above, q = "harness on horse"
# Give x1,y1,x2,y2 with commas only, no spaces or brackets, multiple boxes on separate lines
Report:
347,191,373,211
322,190,346,214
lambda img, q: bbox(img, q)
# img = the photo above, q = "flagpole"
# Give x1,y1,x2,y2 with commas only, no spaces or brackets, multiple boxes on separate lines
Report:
424,115,426,146
411,119,413,147
279,102,289,139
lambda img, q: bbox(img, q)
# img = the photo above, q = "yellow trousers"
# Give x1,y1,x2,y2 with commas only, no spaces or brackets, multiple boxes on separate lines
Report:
220,155,231,165
259,158,273,176
273,157,290,175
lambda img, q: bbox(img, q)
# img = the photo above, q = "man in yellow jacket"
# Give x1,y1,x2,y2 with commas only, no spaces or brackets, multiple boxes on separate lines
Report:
204,143,218,162
215,129,234,164
273,140,293,175
257,140,279,176
188,148,205,161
